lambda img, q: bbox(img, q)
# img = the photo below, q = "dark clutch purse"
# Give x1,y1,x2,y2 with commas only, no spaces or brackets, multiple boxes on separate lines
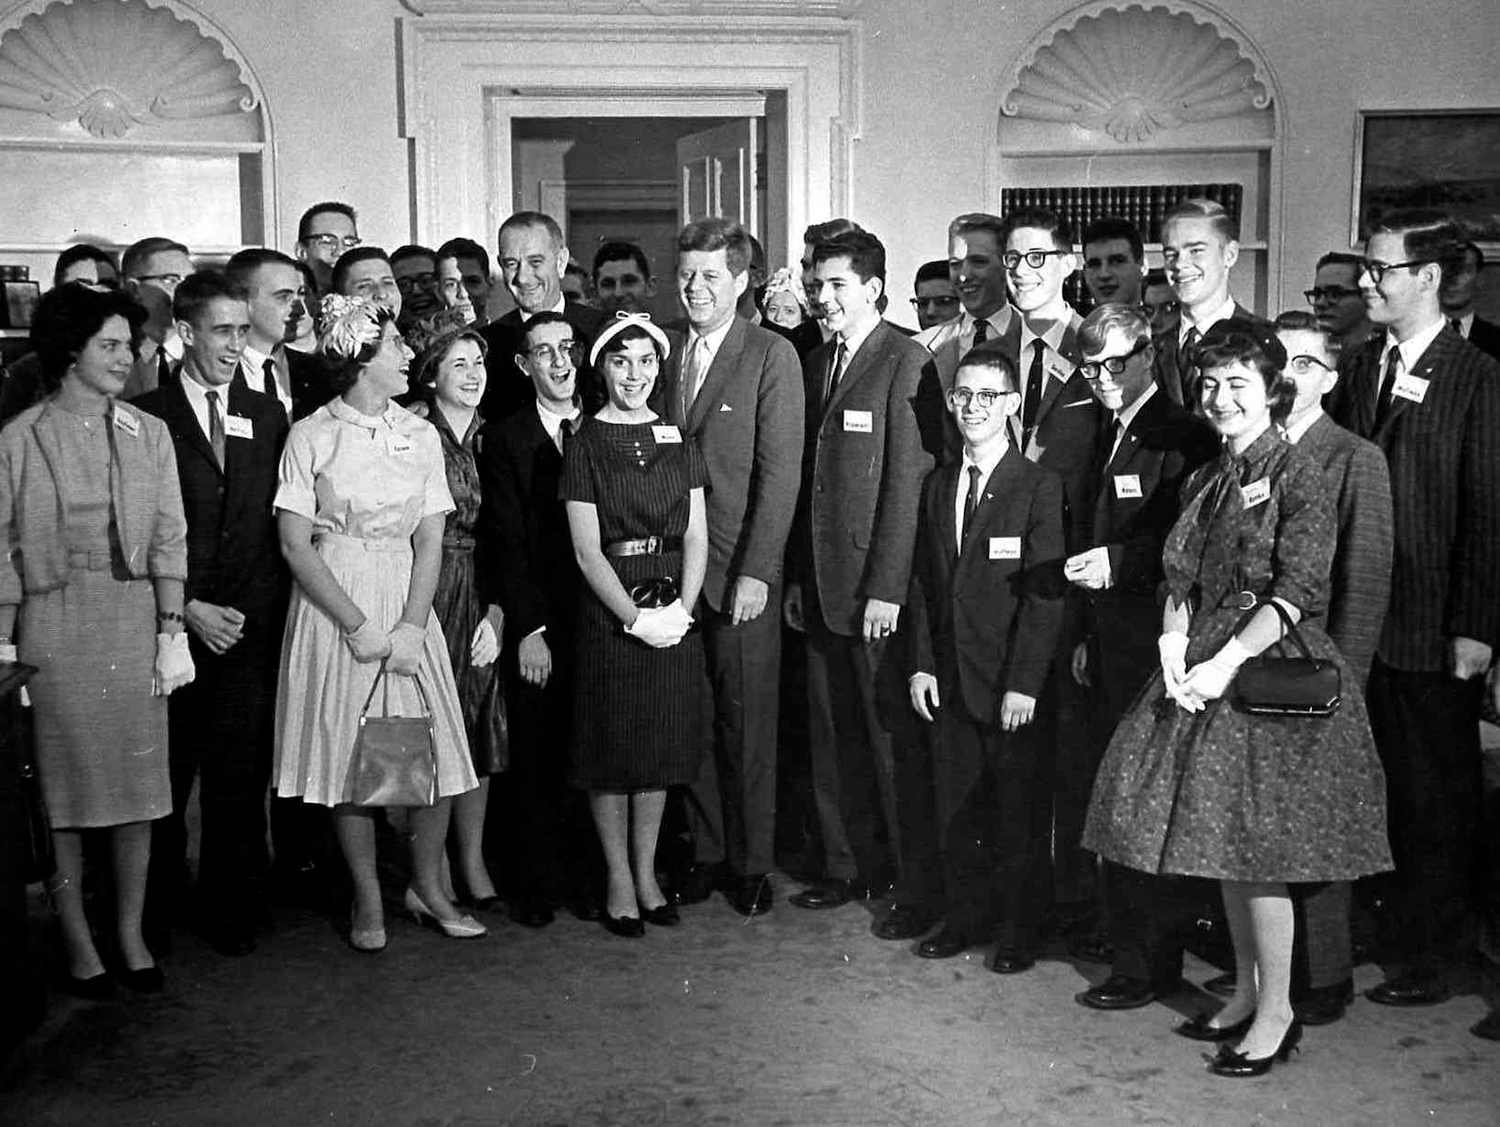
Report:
1234,599,1342,717
345,663,437,807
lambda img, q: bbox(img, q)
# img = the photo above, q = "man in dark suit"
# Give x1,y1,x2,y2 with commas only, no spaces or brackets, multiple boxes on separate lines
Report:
224,248,331,421
905,348,1065,968
1273,310,1394,1025
479,211,605,421
477,312,600,926
136,271,289,956
914,213,1015,399
783,229,943,910
778,219,862,360
1154,198,1260,405
1441,241,1500,361
655,219,804,916
119,237,192,399
1326,211,1500,1007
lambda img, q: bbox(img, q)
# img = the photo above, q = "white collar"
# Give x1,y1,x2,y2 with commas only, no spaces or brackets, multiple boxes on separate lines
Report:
835,314,880,360
687,316,736,360
1382,316,1445,373
1180,294,1237,339
535,397,580,439
1284,407,1323,444
961,439,1008,481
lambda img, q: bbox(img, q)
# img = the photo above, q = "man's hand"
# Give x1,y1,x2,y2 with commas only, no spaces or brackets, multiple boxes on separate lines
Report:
998,691,1036,732
518,631,552,687
730,576,769,626
1450,636,1493,681
909,673,940,721
1064,547,1112,591
783,584,805,633
863,598,901,644
184,599,245,654
1071,640,1091,687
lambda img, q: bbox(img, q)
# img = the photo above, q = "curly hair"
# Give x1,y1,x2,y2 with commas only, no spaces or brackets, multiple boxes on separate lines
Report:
30,283,148,393
1190,316,1295,424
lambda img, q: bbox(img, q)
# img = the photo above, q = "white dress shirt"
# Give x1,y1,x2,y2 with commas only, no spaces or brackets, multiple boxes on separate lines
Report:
240,344,294,417
1017,315,1071,425
682,317,736,406
1375,316,1445,410
1179,294,1238,344
178,370,225,447
954,442,1007,553
1108,381,1158,463
536,398,581,454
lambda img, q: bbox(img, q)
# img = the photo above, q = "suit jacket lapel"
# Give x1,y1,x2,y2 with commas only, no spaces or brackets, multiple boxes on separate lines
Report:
1030,314,1083,427
824,321,886,418
1374,331,1449,443
660,329,689,430
957,446,1020,570
163,373,222,477
687,318,747,433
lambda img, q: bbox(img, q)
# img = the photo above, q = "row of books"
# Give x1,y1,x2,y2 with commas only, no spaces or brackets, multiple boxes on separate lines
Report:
1000,183,1246,245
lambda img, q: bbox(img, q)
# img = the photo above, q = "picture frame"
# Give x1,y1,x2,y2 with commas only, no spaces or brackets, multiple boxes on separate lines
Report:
1352,109,1500,247
1,280,39,330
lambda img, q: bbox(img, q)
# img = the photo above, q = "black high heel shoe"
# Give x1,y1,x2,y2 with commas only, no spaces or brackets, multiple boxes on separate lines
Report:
640,901,680,927
1205,1017,1303,1077
601,913,645,938
1174,1009,1255,1042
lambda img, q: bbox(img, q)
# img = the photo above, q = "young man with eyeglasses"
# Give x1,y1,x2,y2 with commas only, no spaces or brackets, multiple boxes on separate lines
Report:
1307,252,1375,354
1325,210,1500,1009
902,347,1064,966
295,202,360,297
1156,198,1260,405
119,237,193,398
910,260,961,332
1265,309,1394,1027
1140,269,1179,338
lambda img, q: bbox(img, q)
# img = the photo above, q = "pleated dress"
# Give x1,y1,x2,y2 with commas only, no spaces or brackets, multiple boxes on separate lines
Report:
560,416,707,792
1082,429,1392,883
273,397,478,806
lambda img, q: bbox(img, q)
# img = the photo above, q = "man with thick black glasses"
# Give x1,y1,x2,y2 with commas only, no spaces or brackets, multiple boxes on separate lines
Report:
294,201,360,297
1306,252,1376,354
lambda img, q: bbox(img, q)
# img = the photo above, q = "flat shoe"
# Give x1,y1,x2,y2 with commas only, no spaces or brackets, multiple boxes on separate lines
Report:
601,913,645,939
641,902,680,927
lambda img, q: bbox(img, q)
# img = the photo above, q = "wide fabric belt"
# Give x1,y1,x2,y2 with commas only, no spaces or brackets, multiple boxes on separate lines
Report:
604,536,683,558
65,548,114,571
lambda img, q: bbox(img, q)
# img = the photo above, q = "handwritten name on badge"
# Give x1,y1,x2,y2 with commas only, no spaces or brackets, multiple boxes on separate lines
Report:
1392,372,1429,405
843,410,873,433
1046,359,1075,384
652,424,682,444
989,536,1022,560
385,433,413,456
1113,474,1142,499
224,415,254,440
112,405,139,436
1240,477,1270,508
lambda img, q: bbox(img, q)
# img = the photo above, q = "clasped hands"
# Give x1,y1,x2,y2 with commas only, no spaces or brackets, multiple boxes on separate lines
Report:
626,599,694,649
344,617,425,675
1159,631,1249,713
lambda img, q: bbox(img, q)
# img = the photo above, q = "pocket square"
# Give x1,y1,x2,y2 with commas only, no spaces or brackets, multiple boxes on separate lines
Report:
1062,398,1094,408
719,403,733,412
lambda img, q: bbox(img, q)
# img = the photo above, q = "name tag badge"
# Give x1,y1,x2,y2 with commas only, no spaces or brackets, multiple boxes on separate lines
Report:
1240,477,1271,509
1045,359,1075,383
1113,474,1142,499
652,424,682,444
843,409,873,434
224,415,254,440
989,536,1022,560
385,432,413,456
1392,372,1430,405
112,405,139,436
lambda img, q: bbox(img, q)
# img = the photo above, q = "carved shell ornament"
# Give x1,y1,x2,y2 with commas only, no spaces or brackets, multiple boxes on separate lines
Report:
1001,6,1271,143
0,0,257,138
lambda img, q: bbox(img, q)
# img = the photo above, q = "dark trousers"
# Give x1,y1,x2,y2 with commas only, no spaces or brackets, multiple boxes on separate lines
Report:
933,702,1051,948
150,624,277,933
1367,660,1482,976
804,623,904,883
1106,862,1219,988
1293,881,1352,993
685,591,782,877
1049,650,1097,905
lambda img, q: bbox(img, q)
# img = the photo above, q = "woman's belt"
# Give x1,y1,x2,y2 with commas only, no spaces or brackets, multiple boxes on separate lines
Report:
442,535,476,552
314,531,412,554
604,536,683,558
1215,589,1269,611
65,548,115,571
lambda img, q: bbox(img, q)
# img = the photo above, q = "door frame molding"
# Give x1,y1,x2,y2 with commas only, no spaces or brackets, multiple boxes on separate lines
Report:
399,14,861,266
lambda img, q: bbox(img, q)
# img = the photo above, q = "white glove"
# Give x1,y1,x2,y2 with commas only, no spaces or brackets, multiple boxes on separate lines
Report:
1064,547,1113,590
153,632,196,696
656,599,693,639
626,601,692,649
345,619,391,664
386,622,426,676
1158,631,1195,711
470,617,499,668
1180,636,1251,706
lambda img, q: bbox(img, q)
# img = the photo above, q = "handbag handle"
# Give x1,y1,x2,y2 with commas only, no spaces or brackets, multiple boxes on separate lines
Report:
358,660,432,720
1252,596,1317,662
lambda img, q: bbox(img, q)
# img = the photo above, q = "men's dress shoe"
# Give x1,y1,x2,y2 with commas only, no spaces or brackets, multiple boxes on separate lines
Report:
726,874,773,917
989,948,1036,975
1174,1009,1255,1042
876,903,937,941
62,972,114,1000
1204,1018,1302,1078
569,894,603,923
916,928,970,959
509,897,556,929
1077,974,1163,1011
641,902,681,927
671,863,725,906
1295,979,1353,1026
1366,972,1450,1007
790,879,856,910
1203,972,1237,998
1066,932,1114,964
1471,1012,1500,1041
601,913,645,939
119,965,165,994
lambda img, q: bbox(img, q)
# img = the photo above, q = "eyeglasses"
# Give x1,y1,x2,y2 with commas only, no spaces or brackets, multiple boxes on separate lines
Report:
947,387,1013,410
1141,299,1179,317
395,273,437,293
305,234,362,251
1304,286,1360,305
1359,258,1430,284
1286,354,1335,375
1002,249,1069,270
133,273,185,289
526,342,576,365
910,295,960,308
1079,339,1151,380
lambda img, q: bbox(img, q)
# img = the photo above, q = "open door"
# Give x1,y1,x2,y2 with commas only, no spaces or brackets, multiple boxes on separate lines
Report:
677,118,759,233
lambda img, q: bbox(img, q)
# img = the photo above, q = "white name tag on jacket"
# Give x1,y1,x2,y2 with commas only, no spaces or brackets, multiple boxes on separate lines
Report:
1046,358,1075,383
989,536,1022,560
1113,474,1142,499
1240,477,1270,508
652,424,682,444
843,410,873,433
385,432,413,455
112,405,139,436
224,415,254,440
1392,372,1430,404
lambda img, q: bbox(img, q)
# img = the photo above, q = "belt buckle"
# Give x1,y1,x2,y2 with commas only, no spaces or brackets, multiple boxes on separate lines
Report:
644,535,660,554
1235,590,1257,611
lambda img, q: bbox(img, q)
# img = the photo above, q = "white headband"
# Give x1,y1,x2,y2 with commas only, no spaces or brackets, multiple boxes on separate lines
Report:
588,311,672,367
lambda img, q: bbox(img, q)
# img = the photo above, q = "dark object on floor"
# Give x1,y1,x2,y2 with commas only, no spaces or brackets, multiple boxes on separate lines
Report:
988,947,1035,975
1295,978,1353,1026
1174,1009,1254,1042
1204,1018,1303,1078
601,914,645,939
916,928,969,960
671,862,725,906
1067,932,1114,963
509,897,555,928
875,903,935,941
641,902,680,927
725,874,772,917
1366,972,1450,1007
203,927,257,958
1470,1011,1500,1041
790,878,860,910
1076,974,1172,1011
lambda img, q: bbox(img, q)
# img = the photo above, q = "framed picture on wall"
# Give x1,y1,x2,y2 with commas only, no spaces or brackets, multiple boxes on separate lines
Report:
1353,110,1500,246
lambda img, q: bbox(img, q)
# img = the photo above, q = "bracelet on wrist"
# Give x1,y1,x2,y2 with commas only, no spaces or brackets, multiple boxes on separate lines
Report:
156,611,184,626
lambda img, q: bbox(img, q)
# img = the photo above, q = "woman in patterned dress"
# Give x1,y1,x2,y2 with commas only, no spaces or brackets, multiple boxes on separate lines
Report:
413,326,506,908
1083,319,1391,1076
562,313,708,938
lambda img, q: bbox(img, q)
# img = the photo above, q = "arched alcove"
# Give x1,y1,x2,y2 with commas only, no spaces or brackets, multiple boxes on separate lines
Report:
989,0,1283,313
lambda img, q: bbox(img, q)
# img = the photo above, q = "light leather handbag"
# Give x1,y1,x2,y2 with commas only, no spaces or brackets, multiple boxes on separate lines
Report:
345,663,437,807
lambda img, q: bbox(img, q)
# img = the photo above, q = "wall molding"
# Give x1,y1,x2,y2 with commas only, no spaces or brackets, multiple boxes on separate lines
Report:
398,0,860,18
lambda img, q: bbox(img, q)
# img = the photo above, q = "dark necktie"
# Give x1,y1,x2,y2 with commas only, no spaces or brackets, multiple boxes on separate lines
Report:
972,318,989,346
556,416,574,454
961,464,981,545
1178,326,1200,398
824,341,847,407
263,356,279,399
1099,415,1123,474
205,389,225,469
1375,348,1401,429
1450,318,1464,336
1022,338,1046,435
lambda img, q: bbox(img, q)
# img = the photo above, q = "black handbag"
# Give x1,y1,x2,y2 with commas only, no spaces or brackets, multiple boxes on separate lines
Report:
1234,599,1342,717
345,664,437,807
